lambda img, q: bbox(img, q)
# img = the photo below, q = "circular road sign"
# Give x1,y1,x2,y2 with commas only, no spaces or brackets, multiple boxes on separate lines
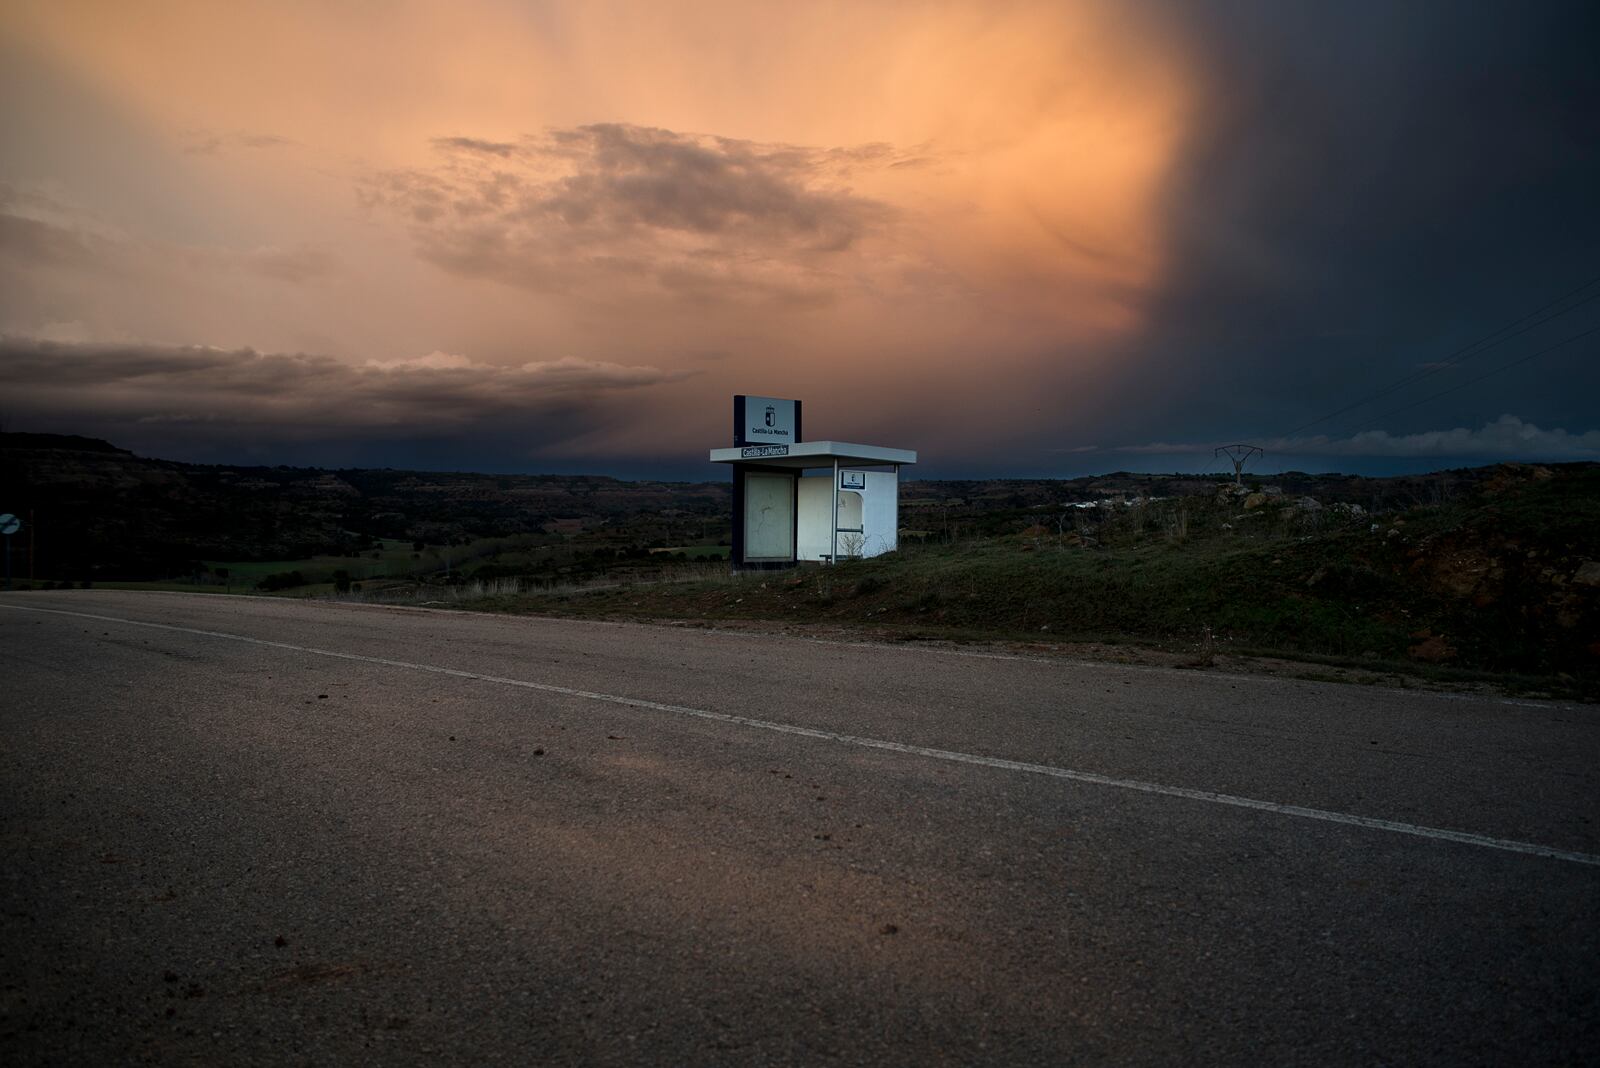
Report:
0,513,20,535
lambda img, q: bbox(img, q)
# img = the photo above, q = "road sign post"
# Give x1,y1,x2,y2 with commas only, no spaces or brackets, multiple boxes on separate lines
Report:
0,513,20,590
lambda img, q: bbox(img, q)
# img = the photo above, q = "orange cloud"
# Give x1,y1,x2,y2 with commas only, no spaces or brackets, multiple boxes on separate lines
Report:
2,0,1195,459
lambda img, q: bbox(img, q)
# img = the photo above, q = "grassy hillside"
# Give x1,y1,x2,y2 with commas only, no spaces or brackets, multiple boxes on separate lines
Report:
477,463,1600,687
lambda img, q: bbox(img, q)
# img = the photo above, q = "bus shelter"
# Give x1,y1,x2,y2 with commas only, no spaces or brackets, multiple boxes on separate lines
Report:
710,397,916,568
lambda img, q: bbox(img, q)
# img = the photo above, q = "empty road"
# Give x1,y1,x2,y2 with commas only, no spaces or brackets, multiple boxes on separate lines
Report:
2,591,1596,1065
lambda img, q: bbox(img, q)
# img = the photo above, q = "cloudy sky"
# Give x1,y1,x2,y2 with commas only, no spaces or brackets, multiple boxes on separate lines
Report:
2,0,1596,478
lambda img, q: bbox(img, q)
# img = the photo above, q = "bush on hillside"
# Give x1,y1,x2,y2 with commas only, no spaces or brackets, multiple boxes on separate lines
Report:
258,570,309,591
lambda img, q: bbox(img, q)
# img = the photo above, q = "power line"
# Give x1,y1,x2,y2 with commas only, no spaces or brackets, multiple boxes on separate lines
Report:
1278,272,1600,439
1337,323,1600,437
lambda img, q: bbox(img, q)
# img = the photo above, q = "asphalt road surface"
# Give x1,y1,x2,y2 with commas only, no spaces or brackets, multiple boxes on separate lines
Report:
2,590,1596,1065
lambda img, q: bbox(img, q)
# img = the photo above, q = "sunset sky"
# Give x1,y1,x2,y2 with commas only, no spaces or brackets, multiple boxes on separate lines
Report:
2,0,1597,478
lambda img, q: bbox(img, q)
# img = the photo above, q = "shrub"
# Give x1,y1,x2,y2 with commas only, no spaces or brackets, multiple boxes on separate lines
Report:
854,575,887,597
258,570,308,592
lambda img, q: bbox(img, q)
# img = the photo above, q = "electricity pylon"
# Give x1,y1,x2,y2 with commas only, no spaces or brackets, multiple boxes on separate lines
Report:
1215,444,1263,484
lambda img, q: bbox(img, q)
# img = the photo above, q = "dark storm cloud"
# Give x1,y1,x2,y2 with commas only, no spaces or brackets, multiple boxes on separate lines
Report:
540,124,876,244
2,339,239,383
1088,0,1600,458
364,123,893,303
1085,415,1600,461
0,337,694,459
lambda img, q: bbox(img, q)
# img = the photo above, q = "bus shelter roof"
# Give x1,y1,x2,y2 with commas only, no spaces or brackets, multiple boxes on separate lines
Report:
708,440,916,469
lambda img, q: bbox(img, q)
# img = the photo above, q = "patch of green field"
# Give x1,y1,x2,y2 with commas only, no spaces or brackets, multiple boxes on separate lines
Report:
39,580,242,595
205,539,417,582
203,536,530,590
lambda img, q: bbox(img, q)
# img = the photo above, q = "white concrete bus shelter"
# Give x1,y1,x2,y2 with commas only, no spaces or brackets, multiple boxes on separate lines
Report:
710,440,917,568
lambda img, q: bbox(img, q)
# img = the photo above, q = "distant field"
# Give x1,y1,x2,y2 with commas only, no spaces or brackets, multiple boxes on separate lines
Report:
192,536,540,590
205,539,421,582
27,538,511,596
68,581,242,595
59,536,728,597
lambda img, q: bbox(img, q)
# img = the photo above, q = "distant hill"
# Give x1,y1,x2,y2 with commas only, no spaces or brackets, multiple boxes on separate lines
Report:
0,432,133,455
0,434,729,580
0,431,1584,583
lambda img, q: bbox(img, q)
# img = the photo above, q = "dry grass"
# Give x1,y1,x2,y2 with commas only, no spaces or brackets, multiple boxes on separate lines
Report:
324,562,748,606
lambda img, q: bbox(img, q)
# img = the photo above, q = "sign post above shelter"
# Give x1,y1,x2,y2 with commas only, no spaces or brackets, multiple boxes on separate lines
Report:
733,395,801,447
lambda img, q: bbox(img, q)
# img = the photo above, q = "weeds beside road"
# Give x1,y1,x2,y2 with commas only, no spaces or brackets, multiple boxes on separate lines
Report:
464,465,1599,699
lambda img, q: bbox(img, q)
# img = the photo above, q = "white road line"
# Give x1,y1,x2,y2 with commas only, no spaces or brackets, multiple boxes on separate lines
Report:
7,601,1598,868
